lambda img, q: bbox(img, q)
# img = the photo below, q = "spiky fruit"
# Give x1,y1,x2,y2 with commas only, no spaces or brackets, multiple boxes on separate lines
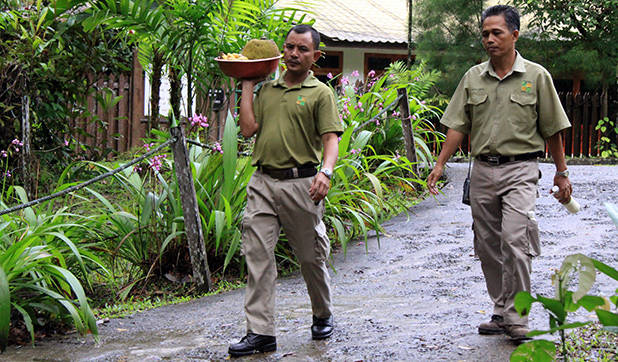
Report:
241,39,280,60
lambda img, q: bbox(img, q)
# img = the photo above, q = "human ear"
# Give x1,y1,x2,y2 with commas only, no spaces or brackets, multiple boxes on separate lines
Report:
313,50,322,62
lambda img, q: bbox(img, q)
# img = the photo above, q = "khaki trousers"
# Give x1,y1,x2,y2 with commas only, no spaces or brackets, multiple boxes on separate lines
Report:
241,170,332,336
470,160,541,326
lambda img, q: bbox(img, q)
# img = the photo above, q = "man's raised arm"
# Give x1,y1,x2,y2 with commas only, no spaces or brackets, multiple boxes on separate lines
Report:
238,80,261,138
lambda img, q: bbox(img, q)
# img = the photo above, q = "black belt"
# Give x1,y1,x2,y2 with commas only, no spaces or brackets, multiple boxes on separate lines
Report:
258,164,317,180
477,151,543,166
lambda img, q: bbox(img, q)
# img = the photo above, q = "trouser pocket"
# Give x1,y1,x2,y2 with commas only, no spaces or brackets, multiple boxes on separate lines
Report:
526,213,541,257
314,221,330,262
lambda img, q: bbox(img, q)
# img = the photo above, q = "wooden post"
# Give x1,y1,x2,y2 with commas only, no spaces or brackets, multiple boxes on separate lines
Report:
170,126,212,292
130,50,145,149
572,92,582,157
86,73,96,154
592,92,600,156
397,88,419,176
582,93,590,157
118,74,129,153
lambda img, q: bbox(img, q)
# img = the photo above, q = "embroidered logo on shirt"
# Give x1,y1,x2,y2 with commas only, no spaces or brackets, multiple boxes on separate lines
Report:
521,81,533,93
296,96,306,106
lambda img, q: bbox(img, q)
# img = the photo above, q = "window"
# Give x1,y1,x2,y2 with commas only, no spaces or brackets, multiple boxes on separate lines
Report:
364,53,411,78
312,51,343,83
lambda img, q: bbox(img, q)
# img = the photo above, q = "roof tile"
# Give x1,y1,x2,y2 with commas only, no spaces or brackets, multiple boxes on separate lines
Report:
280,0,409,44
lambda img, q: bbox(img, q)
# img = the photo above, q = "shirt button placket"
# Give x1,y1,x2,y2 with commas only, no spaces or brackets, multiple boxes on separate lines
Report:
489,82,500,151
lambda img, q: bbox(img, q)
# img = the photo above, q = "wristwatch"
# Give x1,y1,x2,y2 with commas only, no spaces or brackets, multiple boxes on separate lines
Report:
320,168,332,179
555,169,569,178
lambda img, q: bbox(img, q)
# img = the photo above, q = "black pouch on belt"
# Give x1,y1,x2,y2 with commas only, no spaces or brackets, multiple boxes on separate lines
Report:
462,176,471,205
462,156,472,206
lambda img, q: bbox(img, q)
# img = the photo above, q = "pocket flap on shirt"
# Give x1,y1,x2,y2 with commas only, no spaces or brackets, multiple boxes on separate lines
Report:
467,91,488,105
510,93,536,106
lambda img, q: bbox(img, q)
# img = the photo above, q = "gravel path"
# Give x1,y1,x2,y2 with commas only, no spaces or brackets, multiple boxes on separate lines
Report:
5,162,617,361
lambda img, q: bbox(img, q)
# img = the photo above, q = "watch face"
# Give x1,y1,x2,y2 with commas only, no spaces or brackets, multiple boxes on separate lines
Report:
557,170,569,177
321,169,332,178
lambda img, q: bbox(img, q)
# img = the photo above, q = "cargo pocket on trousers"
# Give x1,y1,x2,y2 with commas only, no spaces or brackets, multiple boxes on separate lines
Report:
526,212,541,257
314,222,330,262
240,218,248,256
471,222,479,259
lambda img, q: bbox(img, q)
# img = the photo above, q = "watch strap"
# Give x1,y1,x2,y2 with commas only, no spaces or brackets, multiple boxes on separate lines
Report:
320,168,332,179
555,169,569,177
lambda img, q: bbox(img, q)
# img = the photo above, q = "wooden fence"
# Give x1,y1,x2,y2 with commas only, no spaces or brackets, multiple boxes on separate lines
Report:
560,91,610,157
69,54,145,157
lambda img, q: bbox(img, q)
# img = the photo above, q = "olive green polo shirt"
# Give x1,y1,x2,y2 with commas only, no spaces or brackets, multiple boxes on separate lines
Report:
441,52,571,156
252,70,343,169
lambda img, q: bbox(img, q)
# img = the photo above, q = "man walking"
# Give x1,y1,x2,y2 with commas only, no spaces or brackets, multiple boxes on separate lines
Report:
228,24,342,357
427,5,572,342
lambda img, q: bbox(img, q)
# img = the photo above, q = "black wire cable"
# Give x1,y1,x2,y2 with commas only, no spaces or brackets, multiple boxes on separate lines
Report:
0,138,176,217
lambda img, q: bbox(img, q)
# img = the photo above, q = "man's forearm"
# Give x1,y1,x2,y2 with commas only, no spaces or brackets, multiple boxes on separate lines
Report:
436,129,466,167
546,132,567,172
238,81,259,138
321,132,339,170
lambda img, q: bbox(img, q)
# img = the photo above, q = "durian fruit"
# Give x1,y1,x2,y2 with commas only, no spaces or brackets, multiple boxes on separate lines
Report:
241,39,280,60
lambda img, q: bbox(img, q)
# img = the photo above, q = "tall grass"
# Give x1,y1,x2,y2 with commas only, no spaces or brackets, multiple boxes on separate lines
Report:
0,186,101,352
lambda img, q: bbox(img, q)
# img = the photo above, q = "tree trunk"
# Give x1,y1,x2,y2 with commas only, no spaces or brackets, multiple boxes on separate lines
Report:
169,67,182,124
150,49,164,133
21,94,33,199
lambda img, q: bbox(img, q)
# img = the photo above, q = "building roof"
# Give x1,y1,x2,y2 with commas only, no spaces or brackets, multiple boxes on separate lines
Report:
281,0,410,44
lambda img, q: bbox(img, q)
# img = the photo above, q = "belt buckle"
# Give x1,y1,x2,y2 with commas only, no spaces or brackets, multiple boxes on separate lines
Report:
486,155,500,165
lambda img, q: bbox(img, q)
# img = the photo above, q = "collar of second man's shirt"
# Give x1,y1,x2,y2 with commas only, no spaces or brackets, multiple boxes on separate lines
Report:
482,51,527,80
273,70,321,89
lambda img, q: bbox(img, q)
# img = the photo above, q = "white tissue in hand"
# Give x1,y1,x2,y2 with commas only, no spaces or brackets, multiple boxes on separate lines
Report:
551,186,580,214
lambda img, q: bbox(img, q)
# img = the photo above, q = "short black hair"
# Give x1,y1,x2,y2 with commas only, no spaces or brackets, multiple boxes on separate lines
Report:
286,24,320,50
481,5,520,32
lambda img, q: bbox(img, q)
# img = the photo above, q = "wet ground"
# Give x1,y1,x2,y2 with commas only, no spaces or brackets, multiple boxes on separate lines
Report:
4,162,617,361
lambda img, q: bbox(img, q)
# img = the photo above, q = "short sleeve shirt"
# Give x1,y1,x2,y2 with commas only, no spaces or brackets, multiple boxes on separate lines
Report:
440,52,571,156
252,70,343,169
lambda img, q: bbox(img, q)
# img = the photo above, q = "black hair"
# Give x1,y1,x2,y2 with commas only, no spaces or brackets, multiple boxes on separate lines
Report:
481,5,520,32
286,24,320,50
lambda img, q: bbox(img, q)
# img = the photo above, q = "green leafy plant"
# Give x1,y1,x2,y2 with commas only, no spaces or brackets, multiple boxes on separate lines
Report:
0,186,103,352
595,117,618,158
191,112,255,273
331,62,444,172
0,0,132,162
73,155,184,299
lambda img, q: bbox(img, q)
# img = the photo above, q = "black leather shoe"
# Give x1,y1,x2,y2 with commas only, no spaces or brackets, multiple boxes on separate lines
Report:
311,315,334,340
228,333,276,357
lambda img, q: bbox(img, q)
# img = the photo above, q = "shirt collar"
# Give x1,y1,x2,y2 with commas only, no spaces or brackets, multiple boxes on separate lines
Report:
482,51,526,79
274,70,321,88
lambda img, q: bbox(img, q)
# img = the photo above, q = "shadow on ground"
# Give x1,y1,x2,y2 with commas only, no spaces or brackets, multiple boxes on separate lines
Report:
4,163,617,361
